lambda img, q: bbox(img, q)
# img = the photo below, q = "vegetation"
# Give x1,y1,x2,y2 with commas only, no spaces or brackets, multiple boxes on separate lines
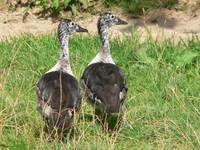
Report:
38,0,91,16
8,0,179,16
0,33,200,149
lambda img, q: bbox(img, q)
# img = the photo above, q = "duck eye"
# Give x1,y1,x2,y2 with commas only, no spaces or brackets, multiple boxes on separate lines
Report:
111,15,114,19
71,22,75,26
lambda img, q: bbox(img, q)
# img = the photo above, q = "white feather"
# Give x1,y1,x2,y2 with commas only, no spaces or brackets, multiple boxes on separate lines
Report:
95,96,102,104
46,60,74,76
119,91,125,100
42,105,53,118
89,52,115,65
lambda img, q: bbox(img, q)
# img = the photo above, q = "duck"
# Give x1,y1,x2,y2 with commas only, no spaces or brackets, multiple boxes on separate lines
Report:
36,19,88,130
81,12,128,128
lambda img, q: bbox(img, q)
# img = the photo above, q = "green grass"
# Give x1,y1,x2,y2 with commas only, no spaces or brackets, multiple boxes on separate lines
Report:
0,33,200,149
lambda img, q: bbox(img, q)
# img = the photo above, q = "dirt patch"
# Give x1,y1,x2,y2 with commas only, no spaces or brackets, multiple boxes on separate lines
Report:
0,8,57,40
80,8,200,42
120,8,200,42
0,7,200,42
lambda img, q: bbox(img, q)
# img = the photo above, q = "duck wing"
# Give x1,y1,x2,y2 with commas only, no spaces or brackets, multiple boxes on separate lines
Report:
81,63,127,113
36,71,81,127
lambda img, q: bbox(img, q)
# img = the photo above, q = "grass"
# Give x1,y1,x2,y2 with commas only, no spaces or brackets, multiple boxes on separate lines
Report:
0,32,200,149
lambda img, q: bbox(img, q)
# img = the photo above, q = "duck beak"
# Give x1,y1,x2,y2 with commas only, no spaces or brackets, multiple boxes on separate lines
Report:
77,25,88,32
116,17,128,25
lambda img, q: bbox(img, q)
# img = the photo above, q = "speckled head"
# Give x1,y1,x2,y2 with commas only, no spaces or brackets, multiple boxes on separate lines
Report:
97,12,128,33
58,19,88,42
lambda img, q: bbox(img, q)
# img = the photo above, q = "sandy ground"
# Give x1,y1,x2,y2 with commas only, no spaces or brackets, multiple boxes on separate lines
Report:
0,7,200,42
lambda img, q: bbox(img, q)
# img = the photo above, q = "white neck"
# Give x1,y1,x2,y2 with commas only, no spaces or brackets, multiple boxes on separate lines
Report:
101,27,110,53
60,34,69,61
47,33,73,76
89,26,115,65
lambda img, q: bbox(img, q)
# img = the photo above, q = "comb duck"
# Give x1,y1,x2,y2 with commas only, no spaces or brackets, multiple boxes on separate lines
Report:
81,12,128,128
36,19,87,130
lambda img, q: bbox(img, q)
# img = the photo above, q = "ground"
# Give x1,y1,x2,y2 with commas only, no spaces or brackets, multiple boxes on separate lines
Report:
0,5,200,42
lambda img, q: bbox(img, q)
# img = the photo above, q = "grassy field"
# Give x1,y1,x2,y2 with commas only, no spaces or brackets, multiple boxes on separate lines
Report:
0,33,200,149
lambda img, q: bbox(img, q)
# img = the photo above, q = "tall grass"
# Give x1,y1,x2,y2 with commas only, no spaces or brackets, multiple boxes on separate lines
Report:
0,33,200,149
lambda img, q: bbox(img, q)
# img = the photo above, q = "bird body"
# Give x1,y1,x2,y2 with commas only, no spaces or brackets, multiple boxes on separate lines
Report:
82,62,127,113
36,19,87,129
81,12,128,121
37,71,81,128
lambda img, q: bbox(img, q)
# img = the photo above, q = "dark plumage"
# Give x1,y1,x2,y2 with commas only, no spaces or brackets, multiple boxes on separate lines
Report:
81,63,127,113
36,19,87,130
81,13,128,129
37,71,81,129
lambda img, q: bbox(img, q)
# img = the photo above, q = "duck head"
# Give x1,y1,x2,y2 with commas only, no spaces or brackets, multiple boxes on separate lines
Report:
97,12,128,33
58,19,88,42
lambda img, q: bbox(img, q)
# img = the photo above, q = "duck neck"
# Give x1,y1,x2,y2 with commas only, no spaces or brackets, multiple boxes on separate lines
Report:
99,26,110,54
59,33,70,62
58,32,73,75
